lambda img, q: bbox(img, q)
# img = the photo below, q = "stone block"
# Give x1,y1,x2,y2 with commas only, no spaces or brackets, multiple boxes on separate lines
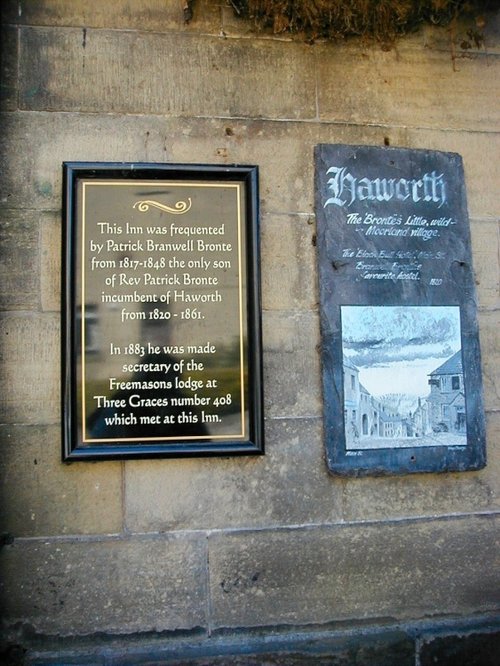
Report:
404,128,500,220
260,213,317,312
41,210,61,312
167,119,319,216
0,534,207,635
478,310,500,413
208,515,500,628
0,622,419,665
342,467,495,524
7,0,221,33
262,311,322,419
1,110,497,225
316,43,500,132
470,219,500,310
419,629,500,666
19,27,317,119
0,313,59,424
25,630,415,665
0,25,18,111
0,112,406,216
27,655,104,666
420,13,500,55
0,112,160,211
124,417,341,533
0,424,123,537
167,120,411,217
0,208,40,310
221,4,261,38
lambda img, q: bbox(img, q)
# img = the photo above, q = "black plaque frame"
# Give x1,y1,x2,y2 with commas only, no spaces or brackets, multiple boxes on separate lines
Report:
315,144,486,476
63,162,263,460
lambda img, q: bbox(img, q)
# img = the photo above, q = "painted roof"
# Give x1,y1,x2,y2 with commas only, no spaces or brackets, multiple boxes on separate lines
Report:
449,391,466,407
429,350,463,376
343,355,358,371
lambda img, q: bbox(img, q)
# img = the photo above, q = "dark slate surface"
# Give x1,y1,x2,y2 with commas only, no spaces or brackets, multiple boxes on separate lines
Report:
315,144,486,476
420,630,500,666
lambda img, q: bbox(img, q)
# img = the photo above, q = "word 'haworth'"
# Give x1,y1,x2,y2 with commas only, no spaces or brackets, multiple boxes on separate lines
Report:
324,167,447,209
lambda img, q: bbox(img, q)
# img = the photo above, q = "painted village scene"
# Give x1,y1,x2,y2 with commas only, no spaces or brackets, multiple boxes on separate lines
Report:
342,306,467,450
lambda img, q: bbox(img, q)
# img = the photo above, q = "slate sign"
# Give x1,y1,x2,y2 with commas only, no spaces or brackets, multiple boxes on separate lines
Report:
315,144,486,476
62,162,263,460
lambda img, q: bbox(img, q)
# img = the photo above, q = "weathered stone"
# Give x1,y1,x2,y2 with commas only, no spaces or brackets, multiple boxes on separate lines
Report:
260,213,317,312
419,629,500,666
263,311,322,419
221,4,260,38
316,43,500,132
0,112,162,211
106,631,415,666
124,417,341,533
0,208,41,309
0,620,419,665
470,219,500,310
40,210,61,312
403,128,500,220
0,313,59,424
1,112,497,223
19,27,317,119
0,424,122,537
0,25,18,111
5,0,221,33
209,515,500,628
478,310,500,413
420,14,500,55
0,535,207,635
343,470,496,523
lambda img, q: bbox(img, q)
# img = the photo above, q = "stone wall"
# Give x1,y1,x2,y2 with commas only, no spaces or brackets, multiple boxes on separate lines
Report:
1,1,499,662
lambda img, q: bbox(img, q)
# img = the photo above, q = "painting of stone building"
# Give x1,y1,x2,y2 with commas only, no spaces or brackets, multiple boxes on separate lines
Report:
427,350,467,434
341,305,466,450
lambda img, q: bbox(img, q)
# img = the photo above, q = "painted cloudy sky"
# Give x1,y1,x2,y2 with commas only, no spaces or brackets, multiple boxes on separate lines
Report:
341,305,462,397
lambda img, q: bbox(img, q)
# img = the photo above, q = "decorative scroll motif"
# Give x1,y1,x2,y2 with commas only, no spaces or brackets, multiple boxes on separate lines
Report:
133,198,192,215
